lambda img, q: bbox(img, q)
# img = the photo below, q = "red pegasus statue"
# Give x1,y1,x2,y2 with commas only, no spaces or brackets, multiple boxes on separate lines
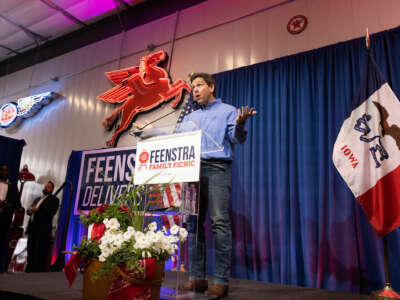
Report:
97,51,191,147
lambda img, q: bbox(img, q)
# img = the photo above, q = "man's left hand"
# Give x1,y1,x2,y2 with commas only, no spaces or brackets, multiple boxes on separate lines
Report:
236,106,257,125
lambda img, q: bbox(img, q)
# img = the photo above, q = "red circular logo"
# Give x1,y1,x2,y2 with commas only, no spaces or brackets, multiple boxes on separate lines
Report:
0,102,18,128
139,150,149,163
287,15,308,35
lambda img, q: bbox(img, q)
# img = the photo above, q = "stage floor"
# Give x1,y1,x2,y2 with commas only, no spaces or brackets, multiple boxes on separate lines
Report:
0,271,373,300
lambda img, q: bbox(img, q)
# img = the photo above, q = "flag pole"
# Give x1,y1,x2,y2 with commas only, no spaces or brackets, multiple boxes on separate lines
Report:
372,236,400,299
366,28,370,50
364,29,399,299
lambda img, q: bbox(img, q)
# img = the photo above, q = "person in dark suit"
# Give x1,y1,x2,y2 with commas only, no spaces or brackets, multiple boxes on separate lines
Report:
25,181,59,273
0,163,21,273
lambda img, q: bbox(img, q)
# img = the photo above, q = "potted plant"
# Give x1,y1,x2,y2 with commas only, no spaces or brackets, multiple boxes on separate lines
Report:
64,183,188,300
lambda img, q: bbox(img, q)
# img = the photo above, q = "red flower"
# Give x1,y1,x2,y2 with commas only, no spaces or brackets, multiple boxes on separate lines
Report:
91,223,106,240
120,205,129,212
97,204,109,214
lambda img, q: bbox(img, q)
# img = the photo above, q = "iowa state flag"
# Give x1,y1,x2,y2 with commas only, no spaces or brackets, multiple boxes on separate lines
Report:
333,52,400,236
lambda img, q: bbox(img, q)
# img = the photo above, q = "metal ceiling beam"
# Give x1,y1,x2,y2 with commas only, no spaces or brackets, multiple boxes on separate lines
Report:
0,0,206,77
0,44,20,55
40,0,88,28
0,14,48,45
114,0,127,31
114,0,132,10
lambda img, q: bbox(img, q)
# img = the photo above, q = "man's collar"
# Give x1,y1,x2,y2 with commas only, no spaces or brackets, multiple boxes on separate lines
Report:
201,98,222,110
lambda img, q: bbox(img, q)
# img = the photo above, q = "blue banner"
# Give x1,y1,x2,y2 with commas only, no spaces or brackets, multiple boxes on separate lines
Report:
74,147,136,214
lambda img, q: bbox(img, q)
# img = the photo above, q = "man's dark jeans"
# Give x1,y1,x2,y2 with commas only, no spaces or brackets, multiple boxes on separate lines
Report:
188,161,232,285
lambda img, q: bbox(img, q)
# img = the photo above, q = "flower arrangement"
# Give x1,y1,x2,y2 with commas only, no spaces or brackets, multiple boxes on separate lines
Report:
65,182,188,299
78,203,187,279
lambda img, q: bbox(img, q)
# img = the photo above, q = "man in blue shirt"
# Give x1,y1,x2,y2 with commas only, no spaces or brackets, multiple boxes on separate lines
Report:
180,73,256,298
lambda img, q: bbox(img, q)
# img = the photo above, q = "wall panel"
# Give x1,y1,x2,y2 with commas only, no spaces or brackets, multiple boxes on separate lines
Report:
121,14,176,58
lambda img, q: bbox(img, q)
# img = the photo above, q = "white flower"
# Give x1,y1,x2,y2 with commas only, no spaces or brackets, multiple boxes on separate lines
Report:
146,231,157,242
106,218,120,230
113,234,124,248
179,228,188,241
134,232,151,249
100,234,110,244
170,225,179,235
167,235,179,243
135,231,145,240
101,247,112,257
147,222,157,232
95,221,189,264
123,231,133,241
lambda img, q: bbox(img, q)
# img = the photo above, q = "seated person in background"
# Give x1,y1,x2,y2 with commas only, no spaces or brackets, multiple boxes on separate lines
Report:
26,181,59,273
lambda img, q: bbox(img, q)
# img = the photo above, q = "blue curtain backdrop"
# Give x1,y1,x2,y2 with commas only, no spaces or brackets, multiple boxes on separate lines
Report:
55,26,400,294
211,26,400,294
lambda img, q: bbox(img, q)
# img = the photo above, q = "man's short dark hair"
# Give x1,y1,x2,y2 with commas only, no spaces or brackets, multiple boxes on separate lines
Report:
189,72,216,97
48,181,55,190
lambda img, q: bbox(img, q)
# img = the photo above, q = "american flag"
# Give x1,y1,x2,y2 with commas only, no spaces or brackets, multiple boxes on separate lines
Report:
148,183,182,209
161,214,182,230
176,95,200,123
147,96,199,212
155,213,184,271
155,97,200,229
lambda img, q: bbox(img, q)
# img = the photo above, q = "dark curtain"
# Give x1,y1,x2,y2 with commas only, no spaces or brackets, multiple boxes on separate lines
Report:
210,26,400,293
0,135,25,272
0,135,26,185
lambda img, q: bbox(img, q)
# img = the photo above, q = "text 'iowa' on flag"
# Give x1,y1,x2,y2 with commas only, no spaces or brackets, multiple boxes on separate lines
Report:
333,52,400,236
